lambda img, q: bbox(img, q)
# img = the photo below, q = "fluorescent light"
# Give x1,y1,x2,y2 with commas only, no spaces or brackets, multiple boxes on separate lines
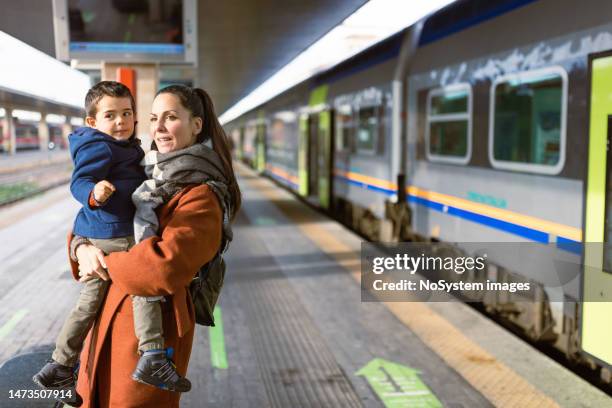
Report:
0,31,90,109
273,111,298,123
47,114,67,124
70,117,85,126
13,110,42,121
219,0,455,124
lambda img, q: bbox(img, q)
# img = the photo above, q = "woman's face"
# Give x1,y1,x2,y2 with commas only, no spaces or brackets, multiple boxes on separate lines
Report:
150,93,202,153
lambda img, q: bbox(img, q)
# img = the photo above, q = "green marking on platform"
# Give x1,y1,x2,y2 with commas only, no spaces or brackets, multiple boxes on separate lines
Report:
356,358,442,408
128,14,135,24
209,307,228,369
0,309,28,341
124,31,132,43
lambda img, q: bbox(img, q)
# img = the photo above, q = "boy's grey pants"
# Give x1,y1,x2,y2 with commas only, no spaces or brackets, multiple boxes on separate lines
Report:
52,236,164,367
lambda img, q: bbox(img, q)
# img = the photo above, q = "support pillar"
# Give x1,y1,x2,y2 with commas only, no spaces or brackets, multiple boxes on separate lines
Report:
38,112,49,151
3,108,16,155
62,117,71,148
102,63,159,151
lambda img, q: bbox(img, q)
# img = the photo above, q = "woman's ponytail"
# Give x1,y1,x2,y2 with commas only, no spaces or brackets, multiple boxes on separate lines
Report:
193,88,241,220
156,85,241,220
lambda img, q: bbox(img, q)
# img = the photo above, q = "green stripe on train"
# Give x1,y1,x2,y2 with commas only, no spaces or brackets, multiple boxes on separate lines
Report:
309,85,328,107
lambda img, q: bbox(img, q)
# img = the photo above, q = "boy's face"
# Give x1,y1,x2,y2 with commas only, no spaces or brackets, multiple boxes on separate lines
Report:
86,96,135,140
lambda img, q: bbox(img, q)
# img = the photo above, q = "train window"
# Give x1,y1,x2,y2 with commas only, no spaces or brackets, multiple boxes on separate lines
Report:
489,67,567,175
356,106,379,154
335,105,353,152
268,113,298,169
426,84,472,164
270,119,286,150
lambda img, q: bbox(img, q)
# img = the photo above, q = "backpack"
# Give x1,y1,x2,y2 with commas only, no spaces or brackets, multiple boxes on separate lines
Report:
188,181,232,326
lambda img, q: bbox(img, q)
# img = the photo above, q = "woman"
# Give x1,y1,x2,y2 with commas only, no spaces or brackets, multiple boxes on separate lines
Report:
70,85,241,407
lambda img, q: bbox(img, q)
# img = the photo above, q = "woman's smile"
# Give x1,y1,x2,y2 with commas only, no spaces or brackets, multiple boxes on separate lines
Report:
155,135,172,143
150,93,200,153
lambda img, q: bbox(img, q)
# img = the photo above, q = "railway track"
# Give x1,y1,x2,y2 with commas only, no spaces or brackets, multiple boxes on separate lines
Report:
0,161,72,207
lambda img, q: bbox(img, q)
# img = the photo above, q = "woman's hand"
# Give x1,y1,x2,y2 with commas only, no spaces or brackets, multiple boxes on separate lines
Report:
75,244,110,282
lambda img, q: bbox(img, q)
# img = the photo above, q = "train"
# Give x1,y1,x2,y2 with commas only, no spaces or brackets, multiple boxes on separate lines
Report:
0,118,68,152
224,0,612,384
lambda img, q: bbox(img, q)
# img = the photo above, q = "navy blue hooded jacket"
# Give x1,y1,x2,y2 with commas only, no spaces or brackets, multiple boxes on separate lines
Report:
69,127,146,239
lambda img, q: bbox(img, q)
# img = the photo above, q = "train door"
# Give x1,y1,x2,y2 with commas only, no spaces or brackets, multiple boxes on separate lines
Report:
238,127,245,160
302,110,333,209
582,52,612,369
300,84,333,209
298,115,309,196
255,121,266,173
317,110,333,210
308,114,319,199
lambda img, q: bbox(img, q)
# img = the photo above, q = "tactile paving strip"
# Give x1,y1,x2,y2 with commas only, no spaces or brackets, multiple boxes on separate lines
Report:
232,224,363,408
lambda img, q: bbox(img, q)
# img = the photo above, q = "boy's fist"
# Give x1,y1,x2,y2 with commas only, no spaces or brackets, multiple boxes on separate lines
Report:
93,180,116,204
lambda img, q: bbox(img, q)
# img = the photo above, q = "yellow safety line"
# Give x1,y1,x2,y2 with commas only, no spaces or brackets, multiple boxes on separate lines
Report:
239,162,559,408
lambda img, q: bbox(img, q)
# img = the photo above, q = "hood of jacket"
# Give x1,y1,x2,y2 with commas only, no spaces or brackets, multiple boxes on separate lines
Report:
69,126,139,158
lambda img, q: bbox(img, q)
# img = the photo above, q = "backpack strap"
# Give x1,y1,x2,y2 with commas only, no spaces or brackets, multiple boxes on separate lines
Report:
204,180,233,254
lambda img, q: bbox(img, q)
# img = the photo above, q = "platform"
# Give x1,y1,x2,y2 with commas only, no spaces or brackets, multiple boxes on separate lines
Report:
0,163,609,407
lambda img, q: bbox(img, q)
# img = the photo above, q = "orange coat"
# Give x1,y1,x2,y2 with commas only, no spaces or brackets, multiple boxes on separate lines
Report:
68,184,222,407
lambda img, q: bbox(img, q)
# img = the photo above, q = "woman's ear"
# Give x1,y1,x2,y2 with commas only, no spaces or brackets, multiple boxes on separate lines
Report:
192,116,203,136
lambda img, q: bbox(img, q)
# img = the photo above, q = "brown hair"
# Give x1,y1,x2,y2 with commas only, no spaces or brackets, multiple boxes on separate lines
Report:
85,81,136,117
156,85,241,220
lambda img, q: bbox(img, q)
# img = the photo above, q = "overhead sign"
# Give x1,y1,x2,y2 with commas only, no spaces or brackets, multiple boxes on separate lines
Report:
52,0,197,65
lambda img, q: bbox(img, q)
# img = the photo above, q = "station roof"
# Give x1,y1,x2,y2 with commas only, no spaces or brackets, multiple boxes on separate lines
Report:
2,1,421,117
196,1,368,114
0,31,89,117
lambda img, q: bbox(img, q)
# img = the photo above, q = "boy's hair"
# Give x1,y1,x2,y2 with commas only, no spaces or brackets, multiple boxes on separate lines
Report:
85,81,136,117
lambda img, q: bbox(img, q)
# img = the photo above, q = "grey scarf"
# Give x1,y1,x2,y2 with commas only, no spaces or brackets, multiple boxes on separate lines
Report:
132,142,233,245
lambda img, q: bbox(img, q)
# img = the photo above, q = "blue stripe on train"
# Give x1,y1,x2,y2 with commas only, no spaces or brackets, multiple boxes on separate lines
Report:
449,206,549,243
556,236,583,256
335,175,582,249
409,195,549,243
266,170,299,190
334,174,396,196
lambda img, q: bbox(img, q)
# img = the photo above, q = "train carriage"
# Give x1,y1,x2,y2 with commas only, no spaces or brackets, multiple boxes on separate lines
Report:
226,0,612,382
0,119,69,152
1,120,40,151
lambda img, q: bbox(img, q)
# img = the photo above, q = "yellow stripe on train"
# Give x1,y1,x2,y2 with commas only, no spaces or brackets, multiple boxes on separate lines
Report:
334,169,582,242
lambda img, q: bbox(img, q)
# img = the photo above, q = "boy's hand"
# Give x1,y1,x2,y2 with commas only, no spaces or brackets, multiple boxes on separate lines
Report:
93,180,116,204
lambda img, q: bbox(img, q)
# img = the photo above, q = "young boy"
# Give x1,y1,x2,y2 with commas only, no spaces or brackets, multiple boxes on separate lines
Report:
33,82,191,403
